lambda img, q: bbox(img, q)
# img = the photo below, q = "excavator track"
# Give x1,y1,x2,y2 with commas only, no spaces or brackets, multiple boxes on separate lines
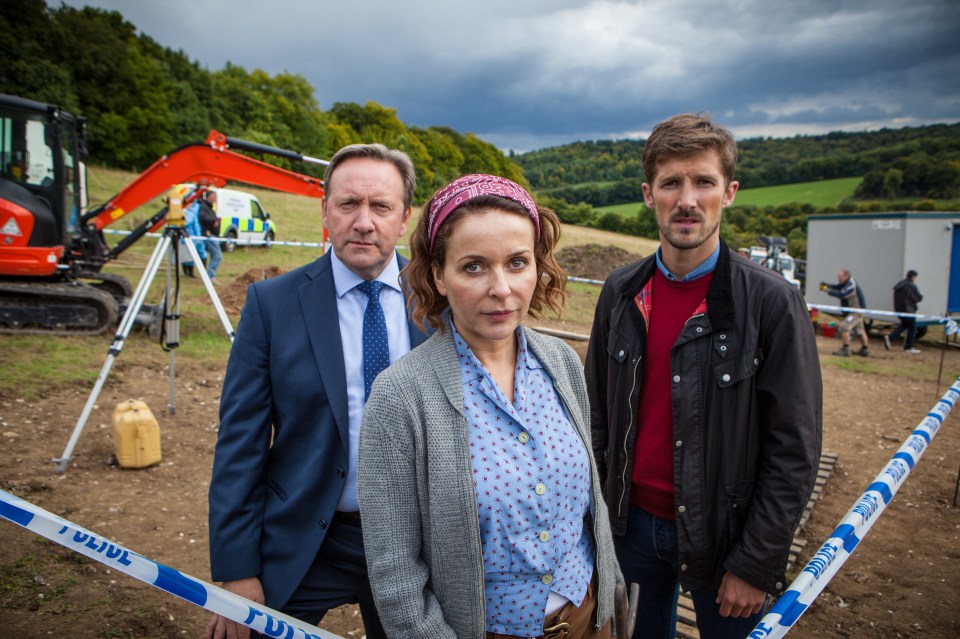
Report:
0,281,119,336
83,271,134,304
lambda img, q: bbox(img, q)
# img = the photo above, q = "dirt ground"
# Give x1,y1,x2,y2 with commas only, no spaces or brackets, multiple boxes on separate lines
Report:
1,246,959,638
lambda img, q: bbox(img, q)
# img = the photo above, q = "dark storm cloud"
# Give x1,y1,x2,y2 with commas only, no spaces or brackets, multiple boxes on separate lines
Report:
57,0,960,150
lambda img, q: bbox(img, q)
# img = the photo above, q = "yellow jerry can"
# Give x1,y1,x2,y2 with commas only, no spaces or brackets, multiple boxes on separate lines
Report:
112,400,162,469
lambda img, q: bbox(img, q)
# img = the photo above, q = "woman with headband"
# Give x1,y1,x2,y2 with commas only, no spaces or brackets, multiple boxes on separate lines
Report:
357,174,622,638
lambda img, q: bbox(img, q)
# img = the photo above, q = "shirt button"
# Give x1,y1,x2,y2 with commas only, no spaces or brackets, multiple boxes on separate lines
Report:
720,345,727,352
541,574,553,585
776,581,783,590
696,327,703,333
721,373,731,382
672,375,681,383
535,483,546,495
618,349,625,358
518,432,530,444
337,468,346,478
539,531,551,542
677,505,686,514
680,563,688,571
754,358,760,366
675,440,683,448
719,334,726,340
319,519,327,529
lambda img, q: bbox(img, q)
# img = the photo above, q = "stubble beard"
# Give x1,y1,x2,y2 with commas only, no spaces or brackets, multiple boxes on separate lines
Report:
659,212,720,251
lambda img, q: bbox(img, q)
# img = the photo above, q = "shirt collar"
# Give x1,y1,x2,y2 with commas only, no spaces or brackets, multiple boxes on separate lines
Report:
330,249,402,298
449,319,541,374
655,242,720,282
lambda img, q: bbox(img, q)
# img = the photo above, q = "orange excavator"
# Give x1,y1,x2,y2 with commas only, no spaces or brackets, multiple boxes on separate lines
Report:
0,93,326,334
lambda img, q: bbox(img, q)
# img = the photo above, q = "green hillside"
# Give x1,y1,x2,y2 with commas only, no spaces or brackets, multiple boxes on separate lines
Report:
732,177,861,208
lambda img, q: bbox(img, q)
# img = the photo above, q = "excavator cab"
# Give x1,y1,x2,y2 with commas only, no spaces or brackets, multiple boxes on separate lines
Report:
0,93,86,277
0,94,121,334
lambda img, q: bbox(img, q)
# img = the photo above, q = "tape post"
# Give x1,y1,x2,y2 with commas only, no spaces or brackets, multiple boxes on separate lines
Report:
0,489,344,639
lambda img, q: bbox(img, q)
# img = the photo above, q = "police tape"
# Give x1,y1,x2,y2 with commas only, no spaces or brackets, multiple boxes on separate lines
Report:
563,278,958,332
748,375,960,639
807,302,958,332
0,489,344,639
102,229,329,249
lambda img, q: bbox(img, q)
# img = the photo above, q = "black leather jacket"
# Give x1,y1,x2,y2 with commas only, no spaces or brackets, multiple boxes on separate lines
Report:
893,278,923,313
585,242,822,595
198,199,218,237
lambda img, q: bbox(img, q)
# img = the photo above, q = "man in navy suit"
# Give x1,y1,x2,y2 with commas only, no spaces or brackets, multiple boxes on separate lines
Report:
205,144,428,639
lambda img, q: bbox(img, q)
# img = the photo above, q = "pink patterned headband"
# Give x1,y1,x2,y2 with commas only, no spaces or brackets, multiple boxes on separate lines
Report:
426,174,540,253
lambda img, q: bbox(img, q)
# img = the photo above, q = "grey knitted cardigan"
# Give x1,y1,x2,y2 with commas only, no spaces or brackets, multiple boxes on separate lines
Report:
358,326,621,639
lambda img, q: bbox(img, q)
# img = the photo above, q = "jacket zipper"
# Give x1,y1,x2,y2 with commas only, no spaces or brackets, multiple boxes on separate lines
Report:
617,354,642,519
617,311,704,518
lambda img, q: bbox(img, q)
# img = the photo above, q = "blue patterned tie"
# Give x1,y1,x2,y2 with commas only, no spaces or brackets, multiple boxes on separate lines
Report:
358,280,389,401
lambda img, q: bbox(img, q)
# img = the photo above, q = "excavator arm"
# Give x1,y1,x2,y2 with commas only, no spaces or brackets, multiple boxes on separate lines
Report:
81,130,325,233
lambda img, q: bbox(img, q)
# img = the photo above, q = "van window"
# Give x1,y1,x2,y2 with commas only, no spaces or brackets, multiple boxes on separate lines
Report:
251,199,265,220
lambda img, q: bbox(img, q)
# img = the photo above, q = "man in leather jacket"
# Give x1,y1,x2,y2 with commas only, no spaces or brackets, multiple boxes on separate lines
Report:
885,270,923,353
585,114,822,639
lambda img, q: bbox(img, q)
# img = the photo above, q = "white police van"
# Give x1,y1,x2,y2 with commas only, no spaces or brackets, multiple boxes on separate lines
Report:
213,187,277,252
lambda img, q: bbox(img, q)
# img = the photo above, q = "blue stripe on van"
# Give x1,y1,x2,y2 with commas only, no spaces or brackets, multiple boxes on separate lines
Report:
219,217,272,238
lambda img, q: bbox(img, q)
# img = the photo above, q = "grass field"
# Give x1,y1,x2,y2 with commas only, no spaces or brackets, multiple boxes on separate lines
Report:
596,176,862,216
731,177,861,208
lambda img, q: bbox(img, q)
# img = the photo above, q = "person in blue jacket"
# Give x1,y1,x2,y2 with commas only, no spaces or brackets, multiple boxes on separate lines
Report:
180,197,206,278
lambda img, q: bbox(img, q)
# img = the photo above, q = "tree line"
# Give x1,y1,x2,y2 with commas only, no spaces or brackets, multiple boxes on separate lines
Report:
516,124,960,206
0,0,525,203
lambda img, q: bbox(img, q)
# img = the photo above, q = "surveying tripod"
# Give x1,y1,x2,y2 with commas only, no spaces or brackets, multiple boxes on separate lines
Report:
54,194,235,473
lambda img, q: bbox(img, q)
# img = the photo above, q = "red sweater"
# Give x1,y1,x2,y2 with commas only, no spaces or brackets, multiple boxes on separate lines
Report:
631,269,713,519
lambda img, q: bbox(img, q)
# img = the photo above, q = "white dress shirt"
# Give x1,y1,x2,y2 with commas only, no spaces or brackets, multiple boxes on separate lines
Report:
331,250,411,512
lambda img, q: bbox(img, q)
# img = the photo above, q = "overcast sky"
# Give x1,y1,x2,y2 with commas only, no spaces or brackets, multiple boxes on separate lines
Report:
58,0,960,152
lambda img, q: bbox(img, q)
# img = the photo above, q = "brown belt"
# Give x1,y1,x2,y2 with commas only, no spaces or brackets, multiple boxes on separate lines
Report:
485,574,610,639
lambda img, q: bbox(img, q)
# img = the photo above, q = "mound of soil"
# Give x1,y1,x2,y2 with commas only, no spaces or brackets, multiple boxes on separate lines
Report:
217,266,288,314
556,243,644,280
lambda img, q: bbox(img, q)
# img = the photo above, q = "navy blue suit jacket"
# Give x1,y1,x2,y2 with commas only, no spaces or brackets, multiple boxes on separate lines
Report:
208,251,429,609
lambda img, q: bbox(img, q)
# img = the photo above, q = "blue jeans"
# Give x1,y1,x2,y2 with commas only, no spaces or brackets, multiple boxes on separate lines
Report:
889,316,917,349
614,504,762,639
205,236,222,278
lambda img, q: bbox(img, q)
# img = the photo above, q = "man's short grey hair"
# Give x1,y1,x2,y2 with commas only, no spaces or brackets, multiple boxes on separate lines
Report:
324,143,416,210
